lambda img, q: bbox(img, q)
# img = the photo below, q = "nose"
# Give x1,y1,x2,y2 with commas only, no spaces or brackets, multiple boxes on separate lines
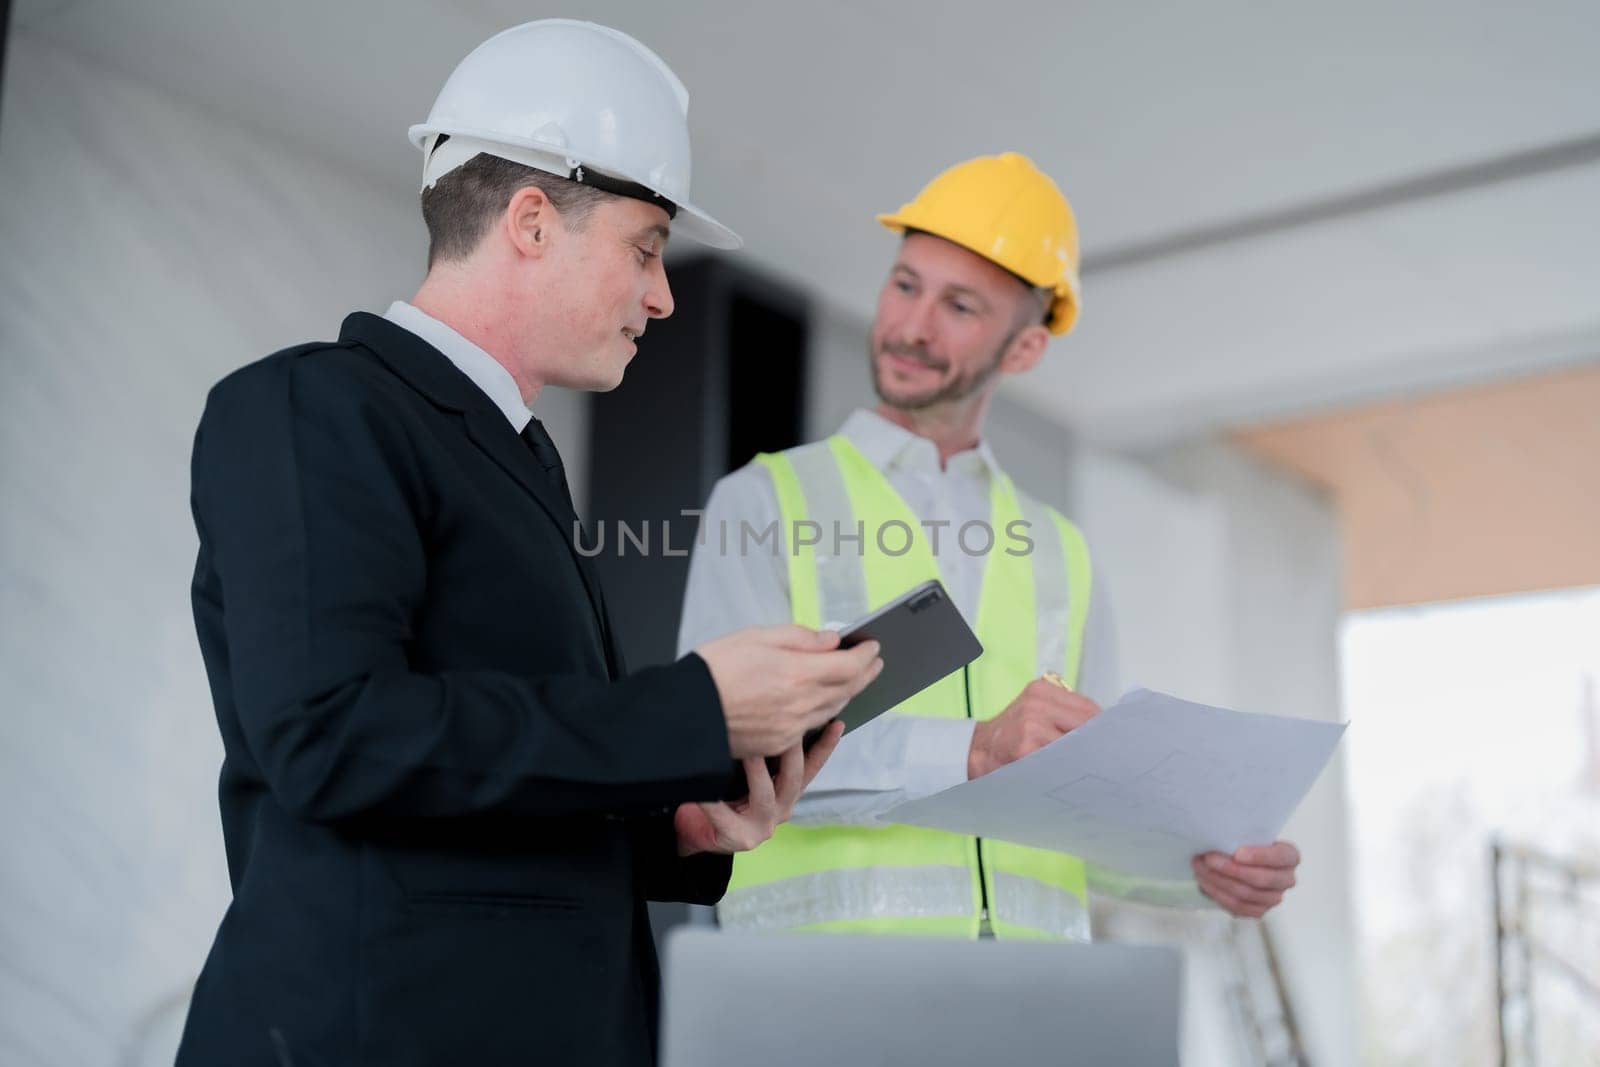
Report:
895,294,936,348
645,260,675,320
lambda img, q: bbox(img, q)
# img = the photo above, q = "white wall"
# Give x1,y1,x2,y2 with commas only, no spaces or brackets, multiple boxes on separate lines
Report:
1073,449,1234,704
1146,441,1357,1067
0,33,586,1065
1073,438,1357,1066
804,303,872,439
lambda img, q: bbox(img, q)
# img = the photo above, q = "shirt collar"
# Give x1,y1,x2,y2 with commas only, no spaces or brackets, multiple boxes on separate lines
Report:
836,408,1004,480
383,301,532,433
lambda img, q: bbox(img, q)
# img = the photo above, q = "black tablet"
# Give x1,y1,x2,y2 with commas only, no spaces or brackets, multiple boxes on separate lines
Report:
744,579,983,790
829,578,983,734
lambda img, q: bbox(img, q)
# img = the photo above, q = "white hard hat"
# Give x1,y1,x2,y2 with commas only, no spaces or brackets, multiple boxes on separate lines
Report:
409,19,740,249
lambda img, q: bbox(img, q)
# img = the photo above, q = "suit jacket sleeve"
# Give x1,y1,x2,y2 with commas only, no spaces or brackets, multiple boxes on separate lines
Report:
192,353,735,823
630,814,735,904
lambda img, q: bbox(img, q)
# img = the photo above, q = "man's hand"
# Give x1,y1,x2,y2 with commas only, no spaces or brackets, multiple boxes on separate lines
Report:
968,677,1100,779
1192,842,1301,918
697,625,882,759
674,720,846,856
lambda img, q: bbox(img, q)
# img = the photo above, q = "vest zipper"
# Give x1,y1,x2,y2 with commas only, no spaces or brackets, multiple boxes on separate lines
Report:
963,664,993,937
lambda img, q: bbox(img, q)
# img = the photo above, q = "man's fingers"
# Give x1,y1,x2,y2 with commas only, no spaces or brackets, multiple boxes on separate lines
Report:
1235,841,1300,868
764,624,842,651
1022,697,1088,740
1200,883,1272,919
807,649,884,717
1201,851,1297,891
774,721,845,814
1020,715,1065,752
1199,869,1286,908
1038,689,1100,727
799,720,845,790
832,640,884,681
694,801,754,854
741,756,777,814
843,650,885,697
1193,864,1279,916
1016,682,1100,734
1042,704,1093,735
690,801,731,846
803,663,878,731
771,741,806,803
787,641,882,694
1193,858,1290,907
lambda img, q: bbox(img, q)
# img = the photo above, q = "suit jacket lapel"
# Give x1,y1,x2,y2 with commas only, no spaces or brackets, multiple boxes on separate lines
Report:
339,313,613,659
459,405,618,667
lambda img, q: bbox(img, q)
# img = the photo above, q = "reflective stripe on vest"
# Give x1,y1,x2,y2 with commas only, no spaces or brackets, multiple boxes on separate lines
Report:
720,435,1094,940
717,865,1090,941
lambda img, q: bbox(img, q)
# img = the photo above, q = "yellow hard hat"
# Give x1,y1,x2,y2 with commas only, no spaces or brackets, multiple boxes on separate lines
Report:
877,152,1081,335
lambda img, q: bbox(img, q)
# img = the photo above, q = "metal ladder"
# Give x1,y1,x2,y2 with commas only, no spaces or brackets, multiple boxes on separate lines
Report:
1492,839,1600,1066
1220,918,1310,1066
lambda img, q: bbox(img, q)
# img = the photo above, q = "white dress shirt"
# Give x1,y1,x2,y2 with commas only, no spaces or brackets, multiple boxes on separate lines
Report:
383,301,532,433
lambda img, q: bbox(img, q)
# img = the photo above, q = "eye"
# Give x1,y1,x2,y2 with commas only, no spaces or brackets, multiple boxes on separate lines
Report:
893,278,915,295
635,245,660,264
950,300,974,316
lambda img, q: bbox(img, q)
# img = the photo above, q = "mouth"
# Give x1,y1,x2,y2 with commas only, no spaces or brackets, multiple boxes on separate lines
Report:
880,348,942,375
621,326,644,342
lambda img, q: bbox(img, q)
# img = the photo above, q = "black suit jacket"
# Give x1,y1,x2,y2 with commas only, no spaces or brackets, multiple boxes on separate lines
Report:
177,313,737,1067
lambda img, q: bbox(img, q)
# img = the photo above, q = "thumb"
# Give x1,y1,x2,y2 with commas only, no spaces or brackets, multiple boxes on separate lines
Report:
812,627,842,649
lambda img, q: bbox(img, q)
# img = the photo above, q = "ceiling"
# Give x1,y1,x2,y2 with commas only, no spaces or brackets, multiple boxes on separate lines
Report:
13,0,1600,444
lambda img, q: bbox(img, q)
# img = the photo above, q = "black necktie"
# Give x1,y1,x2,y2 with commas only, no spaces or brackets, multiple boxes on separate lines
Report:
519,416,575,512
520,415,616,668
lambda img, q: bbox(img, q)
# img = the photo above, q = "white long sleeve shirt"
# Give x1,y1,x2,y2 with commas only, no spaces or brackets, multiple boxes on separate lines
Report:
675,408,1208,910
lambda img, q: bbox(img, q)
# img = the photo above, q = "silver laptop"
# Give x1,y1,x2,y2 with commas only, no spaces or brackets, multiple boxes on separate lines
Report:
660,930,1182,1067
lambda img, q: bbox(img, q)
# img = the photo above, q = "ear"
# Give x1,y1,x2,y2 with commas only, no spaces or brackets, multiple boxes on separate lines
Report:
998,323,1051,376
503,185,556,259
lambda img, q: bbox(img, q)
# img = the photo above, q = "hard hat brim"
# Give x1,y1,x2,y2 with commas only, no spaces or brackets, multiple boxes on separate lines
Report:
876,209,1047,285
670,202,742,250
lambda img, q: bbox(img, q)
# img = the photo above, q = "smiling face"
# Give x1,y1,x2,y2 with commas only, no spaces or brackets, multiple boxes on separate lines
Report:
533,195,676,392
869,232,1048,413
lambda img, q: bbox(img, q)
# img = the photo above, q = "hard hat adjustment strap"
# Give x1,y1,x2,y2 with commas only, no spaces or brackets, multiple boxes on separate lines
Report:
566,161,678,220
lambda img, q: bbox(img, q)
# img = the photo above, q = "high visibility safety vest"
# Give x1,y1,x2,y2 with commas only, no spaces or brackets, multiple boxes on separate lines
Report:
718,435,1095,940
